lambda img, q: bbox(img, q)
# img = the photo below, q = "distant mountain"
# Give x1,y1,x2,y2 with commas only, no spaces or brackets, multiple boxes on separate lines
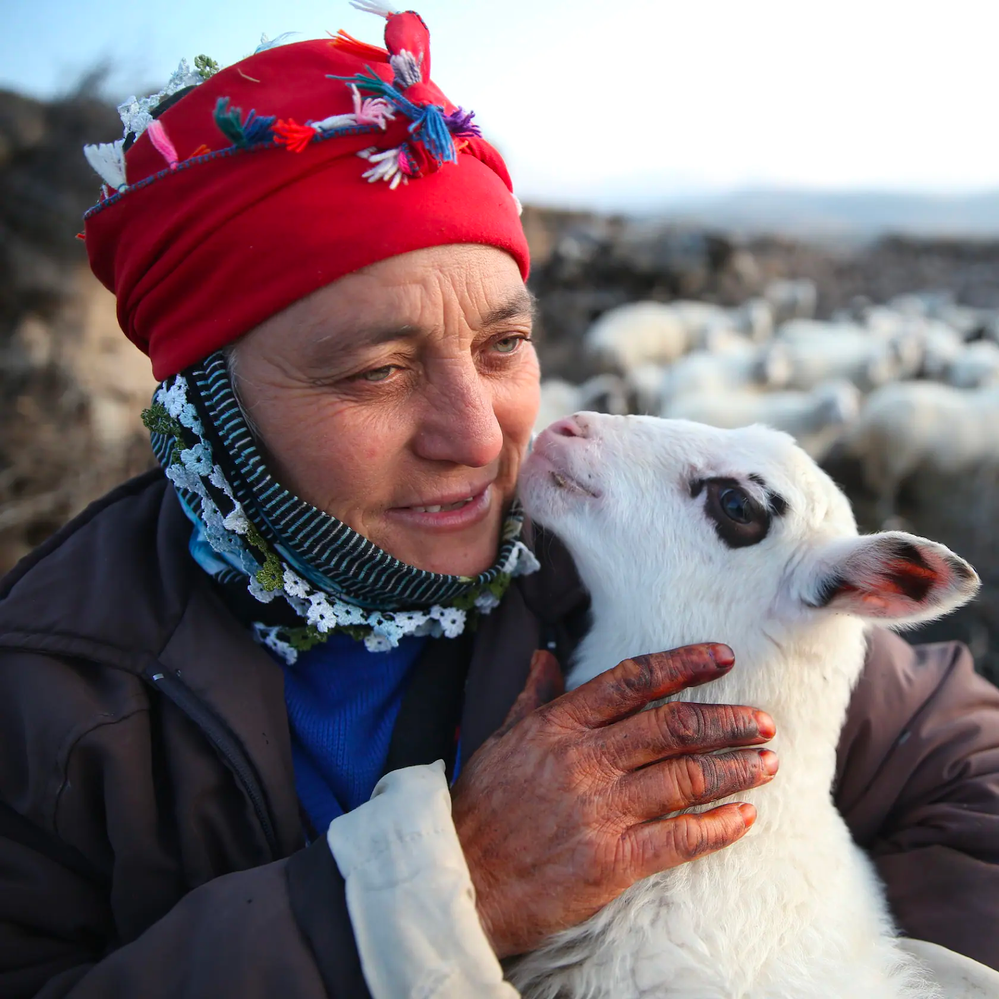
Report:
651,188,999,239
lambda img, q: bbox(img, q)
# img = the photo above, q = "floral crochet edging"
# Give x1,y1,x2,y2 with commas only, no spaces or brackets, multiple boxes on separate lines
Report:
143,375,539,662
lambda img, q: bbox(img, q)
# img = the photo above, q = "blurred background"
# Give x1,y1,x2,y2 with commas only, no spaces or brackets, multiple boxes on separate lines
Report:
2,0,999,680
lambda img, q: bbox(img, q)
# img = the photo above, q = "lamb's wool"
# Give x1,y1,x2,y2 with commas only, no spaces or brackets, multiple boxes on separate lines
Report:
513,413,979,999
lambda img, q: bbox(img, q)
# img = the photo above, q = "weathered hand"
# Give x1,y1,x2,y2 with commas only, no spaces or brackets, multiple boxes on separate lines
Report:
451,644,777,959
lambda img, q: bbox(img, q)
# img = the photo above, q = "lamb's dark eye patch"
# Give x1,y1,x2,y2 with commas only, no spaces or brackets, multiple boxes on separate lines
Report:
748,473,789,517
693,477,773,549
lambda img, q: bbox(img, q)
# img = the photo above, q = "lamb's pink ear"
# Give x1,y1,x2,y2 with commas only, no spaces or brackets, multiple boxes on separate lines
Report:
804,531,980,627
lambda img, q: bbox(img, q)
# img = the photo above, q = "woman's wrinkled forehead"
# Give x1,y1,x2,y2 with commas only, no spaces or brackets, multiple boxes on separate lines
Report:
239,244,534,368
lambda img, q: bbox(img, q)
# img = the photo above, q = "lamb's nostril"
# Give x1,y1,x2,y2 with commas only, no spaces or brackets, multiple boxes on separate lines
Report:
550,415,587,438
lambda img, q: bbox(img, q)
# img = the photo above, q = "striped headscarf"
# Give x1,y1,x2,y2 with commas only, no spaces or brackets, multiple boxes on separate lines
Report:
144,351,539,661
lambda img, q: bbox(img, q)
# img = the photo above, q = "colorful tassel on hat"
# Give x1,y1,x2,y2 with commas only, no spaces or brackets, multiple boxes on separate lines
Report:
214,98,277,147
273,119,317,153
83,139,128,190
146,119,180,170
328,29,389,62
350,0,397,18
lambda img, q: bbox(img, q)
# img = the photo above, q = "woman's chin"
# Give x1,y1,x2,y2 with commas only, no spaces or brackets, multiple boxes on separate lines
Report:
376,529,501,578
399,544,498,578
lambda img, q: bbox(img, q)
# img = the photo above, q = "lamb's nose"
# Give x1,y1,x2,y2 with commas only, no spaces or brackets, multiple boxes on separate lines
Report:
549,414,589,438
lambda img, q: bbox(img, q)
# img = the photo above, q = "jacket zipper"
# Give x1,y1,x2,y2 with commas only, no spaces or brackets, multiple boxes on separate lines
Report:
144,667,279,859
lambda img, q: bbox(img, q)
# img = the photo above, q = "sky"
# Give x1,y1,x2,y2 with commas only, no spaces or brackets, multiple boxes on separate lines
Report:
4,0,999,210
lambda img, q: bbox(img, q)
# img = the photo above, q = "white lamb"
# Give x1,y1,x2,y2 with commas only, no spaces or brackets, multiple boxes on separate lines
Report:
661,379,860,461
513,413,981,999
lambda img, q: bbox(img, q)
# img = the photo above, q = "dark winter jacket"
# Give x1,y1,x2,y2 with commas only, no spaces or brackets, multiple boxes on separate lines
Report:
1,470,998,998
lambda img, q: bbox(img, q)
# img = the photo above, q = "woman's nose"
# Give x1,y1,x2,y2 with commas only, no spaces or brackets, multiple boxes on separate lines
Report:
414,369,504,467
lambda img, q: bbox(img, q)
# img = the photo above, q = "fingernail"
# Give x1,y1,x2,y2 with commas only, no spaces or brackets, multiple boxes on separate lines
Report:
736,802,757,827
759,749,779,776
708,644,735,669
754,711,776,739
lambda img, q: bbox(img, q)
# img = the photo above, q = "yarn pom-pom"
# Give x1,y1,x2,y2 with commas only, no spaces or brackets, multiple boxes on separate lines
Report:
273,119,318,153
350,0,397,18
83,139,128,190
146,119,179,170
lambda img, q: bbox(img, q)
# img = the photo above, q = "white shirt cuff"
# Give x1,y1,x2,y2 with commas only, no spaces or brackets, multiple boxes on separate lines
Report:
326,760,521,999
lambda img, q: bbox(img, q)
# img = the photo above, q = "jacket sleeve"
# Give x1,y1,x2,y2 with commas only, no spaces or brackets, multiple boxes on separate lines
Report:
0,658,370,999
0,816,369,999
0,806,372,999
835,628,999,971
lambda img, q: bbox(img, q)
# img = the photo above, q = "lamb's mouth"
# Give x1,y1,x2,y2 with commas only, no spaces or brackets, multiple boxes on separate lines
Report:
545,462,600,499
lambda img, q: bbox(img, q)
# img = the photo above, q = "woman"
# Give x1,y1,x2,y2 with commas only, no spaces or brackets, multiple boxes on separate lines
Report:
1,7,998,997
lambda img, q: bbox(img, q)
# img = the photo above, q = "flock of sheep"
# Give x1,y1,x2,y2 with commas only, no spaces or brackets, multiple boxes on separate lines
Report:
538,279,999,524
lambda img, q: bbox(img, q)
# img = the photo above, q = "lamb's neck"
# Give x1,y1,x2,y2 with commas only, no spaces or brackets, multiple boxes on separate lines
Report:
575,600,869,806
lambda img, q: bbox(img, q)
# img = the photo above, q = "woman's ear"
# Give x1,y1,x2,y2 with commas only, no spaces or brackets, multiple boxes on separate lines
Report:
799,531,980,628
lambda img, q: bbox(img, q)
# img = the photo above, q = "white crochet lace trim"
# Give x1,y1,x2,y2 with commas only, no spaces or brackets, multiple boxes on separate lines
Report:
154,378,540,663
117,59,204,142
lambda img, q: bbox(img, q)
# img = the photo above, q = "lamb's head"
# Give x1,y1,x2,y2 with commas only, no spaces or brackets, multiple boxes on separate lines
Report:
519,413,979,688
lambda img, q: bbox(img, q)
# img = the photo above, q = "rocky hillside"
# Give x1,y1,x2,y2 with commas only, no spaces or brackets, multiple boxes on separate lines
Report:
0,87,156,571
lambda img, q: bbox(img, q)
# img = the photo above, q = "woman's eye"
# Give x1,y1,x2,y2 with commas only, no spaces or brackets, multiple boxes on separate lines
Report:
359,366,395,382
493,335,528,354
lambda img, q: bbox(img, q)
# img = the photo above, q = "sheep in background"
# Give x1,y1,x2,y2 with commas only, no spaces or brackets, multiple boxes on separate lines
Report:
658,342,793,404
534,375,629,435
916,320,965,379
661,379,860,461
584,300,763,374
583,302,692,371
764,277,818,324
944,340,999,388
515,413,979,999
733,296,776,342
625,362,672,416
773,324,918,392
845,382,999,524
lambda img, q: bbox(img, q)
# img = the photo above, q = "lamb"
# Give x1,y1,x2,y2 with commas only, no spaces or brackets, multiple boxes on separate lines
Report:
843,381,999,524
512,412,981,999
661,379,860,461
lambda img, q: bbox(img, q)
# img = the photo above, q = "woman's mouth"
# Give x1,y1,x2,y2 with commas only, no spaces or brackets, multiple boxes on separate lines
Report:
408,497,476,513
386,485,494,531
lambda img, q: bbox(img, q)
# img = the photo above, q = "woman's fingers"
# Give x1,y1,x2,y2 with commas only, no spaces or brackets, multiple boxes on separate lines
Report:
618,748,779,821
623,802,757,883
604,701,776,771
545,644,736,729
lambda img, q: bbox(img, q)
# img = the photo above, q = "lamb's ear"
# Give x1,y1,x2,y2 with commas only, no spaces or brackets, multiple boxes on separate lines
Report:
801,531,980,627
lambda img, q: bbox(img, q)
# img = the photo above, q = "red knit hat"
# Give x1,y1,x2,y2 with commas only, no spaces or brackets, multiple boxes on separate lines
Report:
82,5,530,380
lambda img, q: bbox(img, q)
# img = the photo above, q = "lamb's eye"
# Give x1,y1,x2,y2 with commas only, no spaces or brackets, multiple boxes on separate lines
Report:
694,478,773,549
719,487,751,523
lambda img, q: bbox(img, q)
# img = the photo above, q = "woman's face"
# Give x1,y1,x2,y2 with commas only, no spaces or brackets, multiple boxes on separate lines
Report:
231,244,540,577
